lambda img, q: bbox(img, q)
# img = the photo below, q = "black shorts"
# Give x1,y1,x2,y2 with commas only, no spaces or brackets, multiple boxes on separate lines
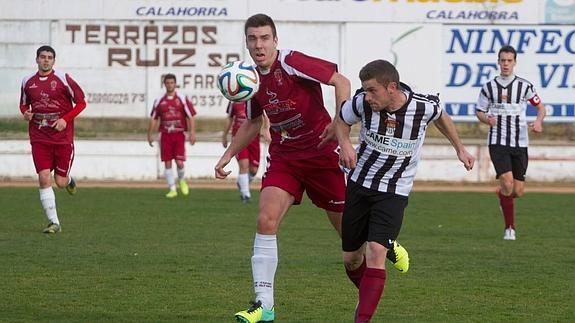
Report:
488,145,528,181
342,180,408,252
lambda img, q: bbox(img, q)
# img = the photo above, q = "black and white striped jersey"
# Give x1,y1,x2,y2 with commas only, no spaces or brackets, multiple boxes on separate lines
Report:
476,75,539,148
339,83,442,196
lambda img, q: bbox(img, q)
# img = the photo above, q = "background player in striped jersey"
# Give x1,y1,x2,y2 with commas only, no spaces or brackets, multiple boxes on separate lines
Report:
20,45,87,234
475,45,546,241
214,13,352,323
147,74,197,198
337,60,475,322
222,101,271,203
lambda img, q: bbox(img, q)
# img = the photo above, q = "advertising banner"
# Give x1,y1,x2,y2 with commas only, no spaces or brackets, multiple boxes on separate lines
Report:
442,25,575,122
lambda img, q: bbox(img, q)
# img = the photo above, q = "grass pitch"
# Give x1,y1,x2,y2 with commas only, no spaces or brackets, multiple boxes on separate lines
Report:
0,187,573,322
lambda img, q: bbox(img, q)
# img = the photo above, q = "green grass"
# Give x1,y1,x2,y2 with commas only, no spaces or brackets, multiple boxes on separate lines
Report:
0,188,573,322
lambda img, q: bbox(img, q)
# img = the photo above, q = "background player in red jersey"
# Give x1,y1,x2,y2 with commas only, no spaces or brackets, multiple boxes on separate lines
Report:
475,45,546,241
222,101,271,203
214,13,352,323
147,74,197,198
20,45,87,234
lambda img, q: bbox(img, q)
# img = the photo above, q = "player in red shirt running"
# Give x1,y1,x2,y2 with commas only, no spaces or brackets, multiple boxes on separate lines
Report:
215,14,355,322
19,45,87,234
222,101,270,203
147,74,197,198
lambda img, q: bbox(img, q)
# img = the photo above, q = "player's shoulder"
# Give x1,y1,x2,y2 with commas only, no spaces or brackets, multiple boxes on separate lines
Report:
21,72,37,86
412,92,440,105
514,75,534,86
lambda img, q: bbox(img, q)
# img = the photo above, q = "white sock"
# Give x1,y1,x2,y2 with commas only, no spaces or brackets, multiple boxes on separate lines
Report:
238,173,251,198
165,169,176,190
39,187,59,225
177,167,185,181
252,233,278,310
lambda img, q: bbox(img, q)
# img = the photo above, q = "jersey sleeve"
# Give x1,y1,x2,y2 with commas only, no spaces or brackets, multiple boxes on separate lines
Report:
282,50,337,84
183,95,196,117
61,73,87,122
525,83,542,106
339,94,363,126
476,85,491,113
150,98,160,119
226,101,234,118
246,98,263,120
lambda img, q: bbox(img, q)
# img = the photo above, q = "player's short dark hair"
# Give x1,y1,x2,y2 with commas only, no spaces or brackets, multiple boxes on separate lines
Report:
244,13,277,38
359,59,400,87
36,45,56,59
498,45,517,60
163,74,176,83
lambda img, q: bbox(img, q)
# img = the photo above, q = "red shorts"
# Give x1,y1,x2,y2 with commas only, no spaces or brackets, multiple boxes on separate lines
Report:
261,150,346,212
160,132,186,162
236,136,260,167
31,142,75,177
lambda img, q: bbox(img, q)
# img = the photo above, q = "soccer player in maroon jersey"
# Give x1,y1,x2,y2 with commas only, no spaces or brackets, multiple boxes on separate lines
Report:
475,45,546,241
147,74,197,198
222,101,271,203
214,13,352,322
19,45,87,234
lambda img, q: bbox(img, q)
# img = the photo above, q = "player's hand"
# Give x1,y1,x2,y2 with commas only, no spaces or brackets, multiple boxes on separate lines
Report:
147,135,154,147
529,121,543,133
189,133,196,146
457,149,475,171
338,142,357,170
318,121,337,148
487,115,497,126
214,155,232,179
51,118,67,131
222,136,228,148
23,110,34,121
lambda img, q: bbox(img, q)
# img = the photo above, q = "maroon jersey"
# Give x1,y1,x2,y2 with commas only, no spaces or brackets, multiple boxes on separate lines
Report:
226,101,248,136
246,49,337,159
20,70,86,144
150,93,196,133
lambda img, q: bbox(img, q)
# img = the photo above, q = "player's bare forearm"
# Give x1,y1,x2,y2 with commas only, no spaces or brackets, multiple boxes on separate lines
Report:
147,119,158,146
336,117,356,169
436,113,475,170
328,72,351,117
225,116,262,159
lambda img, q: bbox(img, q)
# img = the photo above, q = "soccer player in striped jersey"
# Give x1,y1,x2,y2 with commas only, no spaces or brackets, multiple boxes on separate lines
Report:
337,60,475,322
222,101,271,203
147,74,196,198
20,45,87,234
475,45,546,241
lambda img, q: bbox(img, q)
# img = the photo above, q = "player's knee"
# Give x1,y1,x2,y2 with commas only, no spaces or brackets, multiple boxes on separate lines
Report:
54,177,68,188
256,212,280,234
343,251,364,271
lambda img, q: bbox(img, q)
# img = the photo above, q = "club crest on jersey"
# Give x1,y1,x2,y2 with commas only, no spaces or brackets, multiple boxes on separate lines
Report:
274,69,283,86
386,118,397,136
50,80,58,90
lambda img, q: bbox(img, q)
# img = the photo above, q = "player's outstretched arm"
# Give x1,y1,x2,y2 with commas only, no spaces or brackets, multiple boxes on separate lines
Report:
530,102,546,133
147,119,158,147
215,115,262,179
319,72,351,147
222,117,233,148
336,116,356,170
434,112,475,171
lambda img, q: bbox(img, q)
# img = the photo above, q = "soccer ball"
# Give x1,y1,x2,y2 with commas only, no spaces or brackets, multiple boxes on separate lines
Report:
217,61,260,102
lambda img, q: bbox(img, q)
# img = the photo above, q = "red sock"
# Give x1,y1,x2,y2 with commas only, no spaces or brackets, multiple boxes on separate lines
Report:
346,257,366,289
356,268,386,323
498,192,515,229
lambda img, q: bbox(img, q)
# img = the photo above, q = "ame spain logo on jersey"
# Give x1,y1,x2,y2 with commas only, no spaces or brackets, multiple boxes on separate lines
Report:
365,130,417,157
